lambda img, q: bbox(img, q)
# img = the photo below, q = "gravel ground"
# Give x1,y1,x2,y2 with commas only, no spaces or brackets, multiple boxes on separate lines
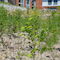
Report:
0,32,60,60
0,3,27,11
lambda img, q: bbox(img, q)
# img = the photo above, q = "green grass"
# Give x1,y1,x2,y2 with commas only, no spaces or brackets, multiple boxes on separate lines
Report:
0,7,60,55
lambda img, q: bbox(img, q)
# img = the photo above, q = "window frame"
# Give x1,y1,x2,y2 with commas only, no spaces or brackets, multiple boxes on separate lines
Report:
26,0,30,8
48,0,52,5
19,0,24,7
54,0,58,5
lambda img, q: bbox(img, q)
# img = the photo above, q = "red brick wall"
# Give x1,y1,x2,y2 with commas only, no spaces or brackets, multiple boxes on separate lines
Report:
30,0,32,8
43,6,57,9
24,0,26,7
15,0,43,9
36,0,43,9
15,0,57,9
16,0,19,5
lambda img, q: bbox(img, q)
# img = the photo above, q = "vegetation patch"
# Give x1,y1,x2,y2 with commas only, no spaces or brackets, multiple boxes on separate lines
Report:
0,7,60,58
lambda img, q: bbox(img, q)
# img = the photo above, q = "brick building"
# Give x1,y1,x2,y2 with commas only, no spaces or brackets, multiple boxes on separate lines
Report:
0,0,60,9
15,0,60,9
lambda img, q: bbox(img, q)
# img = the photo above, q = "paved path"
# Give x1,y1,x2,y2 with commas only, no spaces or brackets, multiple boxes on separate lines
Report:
0,3,27,11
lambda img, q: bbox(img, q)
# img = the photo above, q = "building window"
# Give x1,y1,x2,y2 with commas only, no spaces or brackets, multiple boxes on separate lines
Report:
27,0,29,4
32,0,36,9
48,0,58,5
54,0,58,5
26,0,30,8
19,0,24,7
48,0,52,5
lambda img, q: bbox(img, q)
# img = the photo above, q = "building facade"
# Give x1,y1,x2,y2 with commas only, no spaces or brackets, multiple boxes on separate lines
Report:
15,0,60,9
0,0,60,9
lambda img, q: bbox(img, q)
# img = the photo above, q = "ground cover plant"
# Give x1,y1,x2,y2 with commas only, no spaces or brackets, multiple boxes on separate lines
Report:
0,6,60,58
